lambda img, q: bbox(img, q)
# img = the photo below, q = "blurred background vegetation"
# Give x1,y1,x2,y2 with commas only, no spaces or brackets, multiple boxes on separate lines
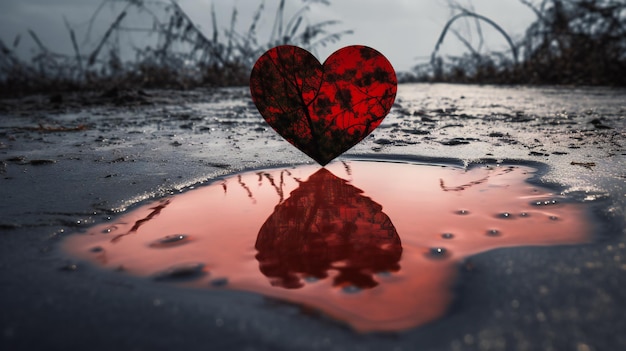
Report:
0,0,624,96
0,0,352,95
409,0,626,85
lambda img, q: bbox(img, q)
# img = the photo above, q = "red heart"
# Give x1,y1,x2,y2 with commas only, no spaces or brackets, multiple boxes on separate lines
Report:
250,45,397,165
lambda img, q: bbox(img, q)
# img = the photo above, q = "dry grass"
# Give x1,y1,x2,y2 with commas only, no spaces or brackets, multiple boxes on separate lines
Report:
3,0,624,94
0,0,352,96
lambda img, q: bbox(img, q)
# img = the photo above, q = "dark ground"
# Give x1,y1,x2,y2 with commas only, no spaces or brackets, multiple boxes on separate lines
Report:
1,84,625,350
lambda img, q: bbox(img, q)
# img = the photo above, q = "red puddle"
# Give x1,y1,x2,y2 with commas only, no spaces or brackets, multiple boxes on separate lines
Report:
64,160,591,332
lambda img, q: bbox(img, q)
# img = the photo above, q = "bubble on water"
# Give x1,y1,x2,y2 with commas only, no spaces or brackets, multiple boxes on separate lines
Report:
496,212,514,219
101,225,117,234
210,277,229,287
427,247,448,259
456,209,470,215
549,216,559,221
441,233,454,239
532,199,559,207
153,262,206,281
149,234,190,248
342,285,362,294
486,229,501,237
520,212,530,218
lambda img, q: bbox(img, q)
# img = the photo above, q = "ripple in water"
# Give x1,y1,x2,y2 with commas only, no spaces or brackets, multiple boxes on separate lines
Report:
149,234,191,248
63,159,592,332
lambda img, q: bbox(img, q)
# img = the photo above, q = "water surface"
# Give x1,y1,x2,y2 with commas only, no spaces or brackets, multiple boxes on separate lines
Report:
64,159,591,332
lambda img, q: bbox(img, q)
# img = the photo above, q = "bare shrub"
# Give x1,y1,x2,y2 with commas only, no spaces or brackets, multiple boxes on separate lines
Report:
417,0,626,85
519,0,626,85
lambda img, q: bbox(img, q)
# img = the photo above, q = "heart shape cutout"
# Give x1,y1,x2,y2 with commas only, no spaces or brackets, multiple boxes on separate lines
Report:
250,45,397,165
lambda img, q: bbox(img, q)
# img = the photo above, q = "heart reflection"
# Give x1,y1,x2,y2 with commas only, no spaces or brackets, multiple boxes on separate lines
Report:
255,168,402,290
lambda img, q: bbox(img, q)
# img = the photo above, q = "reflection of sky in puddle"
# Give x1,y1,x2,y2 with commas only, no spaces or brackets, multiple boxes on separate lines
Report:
64,160,591,332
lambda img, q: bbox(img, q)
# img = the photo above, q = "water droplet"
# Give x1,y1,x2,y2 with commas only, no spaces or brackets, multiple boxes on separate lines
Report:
486,229,501,236
549,216,559,221
456,209,470,215
149,234,190,248
210,277,229,287
427,247,448,259
520,212,530,217
90,246,103,253
153,262,206,281
496,212,514,219
342,285,361,294
441,233,454,239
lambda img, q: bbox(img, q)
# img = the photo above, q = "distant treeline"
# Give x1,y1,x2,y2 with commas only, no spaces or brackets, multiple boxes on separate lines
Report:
0,0,624,96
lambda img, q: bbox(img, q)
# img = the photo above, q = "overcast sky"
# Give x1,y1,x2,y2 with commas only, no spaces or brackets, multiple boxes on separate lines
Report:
0,0,537,72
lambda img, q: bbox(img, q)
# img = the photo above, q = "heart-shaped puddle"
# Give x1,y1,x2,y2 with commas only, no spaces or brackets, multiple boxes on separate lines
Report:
64,159,591,332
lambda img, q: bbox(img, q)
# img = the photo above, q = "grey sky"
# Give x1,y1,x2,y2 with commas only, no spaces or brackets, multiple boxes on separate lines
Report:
0,0,536,72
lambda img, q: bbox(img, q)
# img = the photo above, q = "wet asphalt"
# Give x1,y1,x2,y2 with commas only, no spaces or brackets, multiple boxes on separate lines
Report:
0,84,625,351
